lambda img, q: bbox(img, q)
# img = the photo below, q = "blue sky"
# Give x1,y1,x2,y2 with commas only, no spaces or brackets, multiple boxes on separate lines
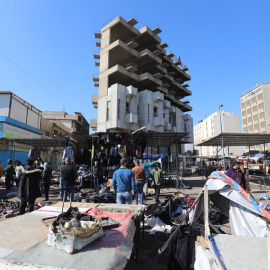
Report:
0,0,269,131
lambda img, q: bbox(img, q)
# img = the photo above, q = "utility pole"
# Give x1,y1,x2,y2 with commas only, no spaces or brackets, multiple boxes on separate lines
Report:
219,105,226,171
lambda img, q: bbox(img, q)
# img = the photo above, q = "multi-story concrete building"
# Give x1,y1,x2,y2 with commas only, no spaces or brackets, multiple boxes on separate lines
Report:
91,16,193,142
194,111,242,157
240,83,270,151
42,111,89,136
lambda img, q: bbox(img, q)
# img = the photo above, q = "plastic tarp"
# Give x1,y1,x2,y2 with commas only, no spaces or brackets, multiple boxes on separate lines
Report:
191,178,268,237
194,246,219,270
229,201,267,237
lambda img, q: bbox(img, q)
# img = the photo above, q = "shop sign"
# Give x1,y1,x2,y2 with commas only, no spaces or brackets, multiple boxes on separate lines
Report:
0,123,40,139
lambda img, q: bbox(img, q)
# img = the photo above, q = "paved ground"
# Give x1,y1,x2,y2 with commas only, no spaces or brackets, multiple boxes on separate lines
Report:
1,175,270,269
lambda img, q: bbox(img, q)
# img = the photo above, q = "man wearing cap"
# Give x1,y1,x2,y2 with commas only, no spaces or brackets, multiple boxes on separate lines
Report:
226,160,246,190
112,158,135,204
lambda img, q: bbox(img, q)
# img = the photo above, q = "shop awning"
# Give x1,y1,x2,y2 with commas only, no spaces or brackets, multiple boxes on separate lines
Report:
196,133,270,147
12,138,77,148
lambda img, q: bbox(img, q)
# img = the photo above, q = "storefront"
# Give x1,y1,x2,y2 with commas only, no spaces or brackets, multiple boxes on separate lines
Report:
0,117,44,167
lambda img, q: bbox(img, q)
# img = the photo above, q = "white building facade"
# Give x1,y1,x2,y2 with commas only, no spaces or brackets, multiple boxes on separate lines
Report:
97,83,193,141
194,111,243,157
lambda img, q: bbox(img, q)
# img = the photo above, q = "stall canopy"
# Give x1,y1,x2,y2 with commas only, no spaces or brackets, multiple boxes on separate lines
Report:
12,138,77,148
90,132,189,147
196,132,270,147
132,132,188,146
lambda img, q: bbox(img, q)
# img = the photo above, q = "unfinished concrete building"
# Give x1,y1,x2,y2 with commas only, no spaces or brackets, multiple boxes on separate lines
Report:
91,16,192,140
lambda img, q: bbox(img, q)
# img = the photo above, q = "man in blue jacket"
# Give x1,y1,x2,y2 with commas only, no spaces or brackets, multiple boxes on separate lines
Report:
112,158,135,204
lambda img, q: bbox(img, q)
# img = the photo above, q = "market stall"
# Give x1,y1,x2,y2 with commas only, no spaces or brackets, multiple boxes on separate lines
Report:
0,202,145,270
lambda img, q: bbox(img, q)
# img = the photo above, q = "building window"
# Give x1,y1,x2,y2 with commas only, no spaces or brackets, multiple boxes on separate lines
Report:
117,99,120,120
126,102,130,114
148,104,150,122
107,101,111,121
153,106,158,117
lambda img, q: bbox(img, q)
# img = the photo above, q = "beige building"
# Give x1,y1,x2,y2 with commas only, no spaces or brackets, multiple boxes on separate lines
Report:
240,83,270,151
42,111,89,136
91,16,192,136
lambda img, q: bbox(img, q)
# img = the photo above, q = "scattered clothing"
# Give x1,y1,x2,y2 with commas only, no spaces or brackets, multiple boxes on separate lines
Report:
146,216,172,234
62,147,74,162
257,195,270,201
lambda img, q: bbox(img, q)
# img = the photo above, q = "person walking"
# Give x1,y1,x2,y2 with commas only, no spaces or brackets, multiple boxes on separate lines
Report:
60,158,77,201
226,160,246,190
17,159,42,215
132,160,146,205
92,161,102,190
151,163,163,204
4,159,14,191
42,162,52,201
204,161,216,180
112,158,135,205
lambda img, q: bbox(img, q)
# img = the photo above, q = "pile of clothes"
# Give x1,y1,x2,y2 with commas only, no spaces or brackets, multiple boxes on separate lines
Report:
0,200,20,218
144,193,196,235
0,200,52,218
48,207,104,254
74,184,116,204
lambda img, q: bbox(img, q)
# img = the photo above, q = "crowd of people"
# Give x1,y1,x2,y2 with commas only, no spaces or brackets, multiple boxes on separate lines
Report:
0,157,163,214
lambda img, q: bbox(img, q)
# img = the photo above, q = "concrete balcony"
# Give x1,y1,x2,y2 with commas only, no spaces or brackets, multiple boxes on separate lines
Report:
164,122,171,131
153,91,164,102
126,86,138,97
170,106,176,113
163,100,171,109
125,113,138,124
153,117,165,127
92,94,98,108
90,119,97,131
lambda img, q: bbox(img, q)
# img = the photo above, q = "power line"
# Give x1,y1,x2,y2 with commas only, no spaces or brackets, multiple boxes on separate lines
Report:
0,50,78,112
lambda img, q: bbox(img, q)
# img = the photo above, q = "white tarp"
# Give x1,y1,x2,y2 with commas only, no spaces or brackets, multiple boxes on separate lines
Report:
206,179,264,217
194,246,219,270
229,201,267,237
191,179,268,237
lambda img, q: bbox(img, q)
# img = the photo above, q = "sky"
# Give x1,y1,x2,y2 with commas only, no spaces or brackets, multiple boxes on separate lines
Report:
0,0,270,132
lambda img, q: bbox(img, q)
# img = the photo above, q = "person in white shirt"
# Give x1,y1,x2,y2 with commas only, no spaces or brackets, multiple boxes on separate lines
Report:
14,161,23,189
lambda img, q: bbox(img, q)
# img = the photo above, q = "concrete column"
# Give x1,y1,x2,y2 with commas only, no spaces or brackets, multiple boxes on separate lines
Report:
99,28,111,98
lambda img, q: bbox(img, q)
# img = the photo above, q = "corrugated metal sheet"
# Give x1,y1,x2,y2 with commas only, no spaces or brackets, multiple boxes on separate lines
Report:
0,150,28,167
13,151,29,165
0,151,12,168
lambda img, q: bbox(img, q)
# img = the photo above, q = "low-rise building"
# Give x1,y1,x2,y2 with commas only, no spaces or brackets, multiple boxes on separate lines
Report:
0,91,44,167
42,111,89,136
194,111,242,157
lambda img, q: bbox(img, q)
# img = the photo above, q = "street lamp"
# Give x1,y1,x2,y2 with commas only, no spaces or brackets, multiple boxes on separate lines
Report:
219,104,226,171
